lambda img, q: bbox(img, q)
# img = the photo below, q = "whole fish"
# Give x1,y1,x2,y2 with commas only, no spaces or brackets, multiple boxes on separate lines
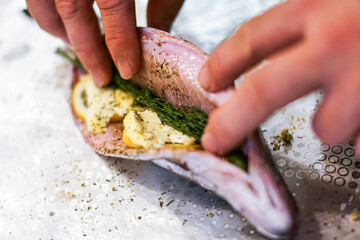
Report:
71,27,297,239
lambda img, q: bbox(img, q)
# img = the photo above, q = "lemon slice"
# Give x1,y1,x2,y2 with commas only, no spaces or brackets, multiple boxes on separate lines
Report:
122,129,142,148
164,143,202,149
72,79,88,121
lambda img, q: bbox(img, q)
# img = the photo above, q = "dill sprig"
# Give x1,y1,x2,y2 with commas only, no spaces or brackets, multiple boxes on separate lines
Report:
110,73,207,142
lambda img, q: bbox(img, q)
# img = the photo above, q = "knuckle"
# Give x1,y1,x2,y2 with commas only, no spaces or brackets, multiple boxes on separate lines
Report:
207,50,229,84
239,25,256,61
242,78,268,116
325,28,347,49
318,16,357,53
73,42,96,59
97,0,127,12
105,31,128,46
73,44,100,69
55,0,81,21
73,43,90,56
299,0,325,9
105,32,138,59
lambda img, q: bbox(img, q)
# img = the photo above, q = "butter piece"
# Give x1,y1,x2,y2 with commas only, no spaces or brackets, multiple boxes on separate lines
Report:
84,74,134,133
123,109,195,148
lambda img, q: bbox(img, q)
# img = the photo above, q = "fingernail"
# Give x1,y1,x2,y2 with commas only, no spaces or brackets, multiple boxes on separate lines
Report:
201,131,219,153
90,70,106,87
198,64,211,90
117,59,134,80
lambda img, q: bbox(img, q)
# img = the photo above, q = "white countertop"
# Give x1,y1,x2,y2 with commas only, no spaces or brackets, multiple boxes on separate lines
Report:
1,1,360,239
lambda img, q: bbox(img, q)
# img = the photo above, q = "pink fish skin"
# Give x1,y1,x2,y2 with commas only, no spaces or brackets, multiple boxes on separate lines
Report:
71,27,298,239
132,27,233,114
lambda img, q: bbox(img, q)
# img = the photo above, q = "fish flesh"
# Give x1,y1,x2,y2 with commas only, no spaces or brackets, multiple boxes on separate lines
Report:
71,27,298,239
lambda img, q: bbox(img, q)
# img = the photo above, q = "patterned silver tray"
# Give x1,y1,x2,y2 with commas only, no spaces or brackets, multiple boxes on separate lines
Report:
0,0,359,239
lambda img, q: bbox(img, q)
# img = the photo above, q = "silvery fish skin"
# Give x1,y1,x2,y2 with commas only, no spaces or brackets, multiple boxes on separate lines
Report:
71,27,298,239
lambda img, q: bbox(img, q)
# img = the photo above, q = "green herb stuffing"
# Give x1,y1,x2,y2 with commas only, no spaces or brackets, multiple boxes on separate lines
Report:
227,149,247,170
57,47,247,170
109,73,207,142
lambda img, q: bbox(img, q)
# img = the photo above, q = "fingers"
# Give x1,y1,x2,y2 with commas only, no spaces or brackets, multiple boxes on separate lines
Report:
26,0,67,39
96,0,141,79
198,0,304,92
312,71,360,144
201,43,321,154
29,0,141,85
147,0,184,32
56,0,113,87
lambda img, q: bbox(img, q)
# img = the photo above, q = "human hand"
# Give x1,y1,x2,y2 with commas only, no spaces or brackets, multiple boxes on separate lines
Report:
26,0,184,87
26,0,141,87
199,0,360,155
